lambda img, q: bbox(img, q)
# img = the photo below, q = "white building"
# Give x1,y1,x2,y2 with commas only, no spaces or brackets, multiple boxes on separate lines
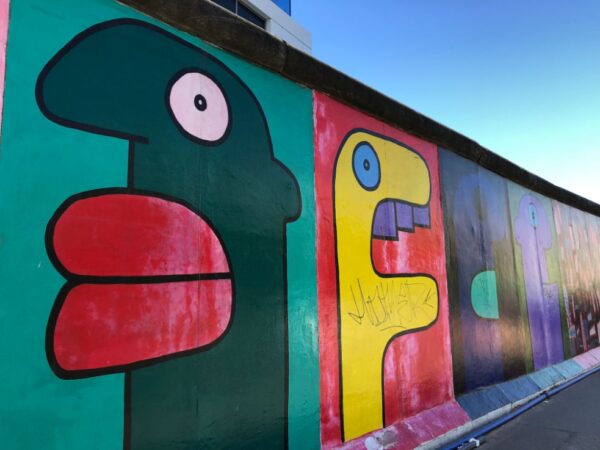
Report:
211,0,311,54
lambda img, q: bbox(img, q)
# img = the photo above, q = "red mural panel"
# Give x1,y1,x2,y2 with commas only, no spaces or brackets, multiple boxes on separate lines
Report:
314,93,454,446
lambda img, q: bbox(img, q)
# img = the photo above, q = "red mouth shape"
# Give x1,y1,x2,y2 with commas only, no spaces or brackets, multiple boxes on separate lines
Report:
47,190,232,376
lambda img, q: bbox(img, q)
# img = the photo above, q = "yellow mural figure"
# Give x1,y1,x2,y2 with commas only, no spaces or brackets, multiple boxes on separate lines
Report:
334,130,439,441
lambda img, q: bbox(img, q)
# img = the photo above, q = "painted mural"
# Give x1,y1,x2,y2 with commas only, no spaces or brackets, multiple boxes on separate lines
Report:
508,183,568,370
441,150,574,394
37,18,301,449
2,1,600,450
553,202,600,355
314,94,456,447
440,150,531,395
0,1,317,449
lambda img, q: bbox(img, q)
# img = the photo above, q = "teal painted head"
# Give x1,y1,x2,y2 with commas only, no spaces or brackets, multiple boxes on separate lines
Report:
36,19,300,225
37,19,301,448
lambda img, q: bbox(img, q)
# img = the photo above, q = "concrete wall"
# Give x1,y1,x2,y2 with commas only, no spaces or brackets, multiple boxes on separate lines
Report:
245,0,311,53
0,1,599,449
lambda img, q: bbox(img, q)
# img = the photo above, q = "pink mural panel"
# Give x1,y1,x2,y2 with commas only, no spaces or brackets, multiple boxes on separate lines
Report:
0,0,8,136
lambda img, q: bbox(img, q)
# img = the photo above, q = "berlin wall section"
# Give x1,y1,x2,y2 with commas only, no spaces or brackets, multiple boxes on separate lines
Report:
0,1,599,449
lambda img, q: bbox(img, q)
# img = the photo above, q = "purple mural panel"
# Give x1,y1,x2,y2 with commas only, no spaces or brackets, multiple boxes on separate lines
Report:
514,194,563,369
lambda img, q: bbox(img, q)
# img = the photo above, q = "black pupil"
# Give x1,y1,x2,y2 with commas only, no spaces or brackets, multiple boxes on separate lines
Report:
194,94,207,111
363,159,370,171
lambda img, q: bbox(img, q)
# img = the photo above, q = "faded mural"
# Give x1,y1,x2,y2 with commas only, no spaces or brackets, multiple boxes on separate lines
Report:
440,150,531,395
508,183,568,370
553,203,600,355
0,1,600,450
441,150,573,397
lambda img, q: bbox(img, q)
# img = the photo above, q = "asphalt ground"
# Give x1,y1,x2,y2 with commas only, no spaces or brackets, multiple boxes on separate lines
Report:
478,370,600,449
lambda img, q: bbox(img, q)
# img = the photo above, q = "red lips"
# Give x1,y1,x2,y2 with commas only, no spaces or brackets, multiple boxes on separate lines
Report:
48,191,232,375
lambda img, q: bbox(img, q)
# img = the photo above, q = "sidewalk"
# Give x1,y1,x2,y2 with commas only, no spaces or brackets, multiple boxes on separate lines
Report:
480,370,600,449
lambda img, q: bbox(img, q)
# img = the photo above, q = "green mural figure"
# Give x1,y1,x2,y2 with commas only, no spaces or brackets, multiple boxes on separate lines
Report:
37,19,300,449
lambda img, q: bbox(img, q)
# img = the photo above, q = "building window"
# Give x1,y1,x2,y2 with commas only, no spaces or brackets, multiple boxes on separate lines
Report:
270,0,291,15
211,0,267,29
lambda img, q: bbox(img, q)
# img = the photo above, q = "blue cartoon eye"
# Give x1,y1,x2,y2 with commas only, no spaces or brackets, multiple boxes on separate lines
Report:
352,142,380,190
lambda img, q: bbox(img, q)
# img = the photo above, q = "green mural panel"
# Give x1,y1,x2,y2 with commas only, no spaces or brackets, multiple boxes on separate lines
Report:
0,1,318,449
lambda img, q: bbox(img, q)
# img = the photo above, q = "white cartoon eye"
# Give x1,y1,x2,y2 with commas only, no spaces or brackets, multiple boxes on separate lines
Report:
168,71,230,142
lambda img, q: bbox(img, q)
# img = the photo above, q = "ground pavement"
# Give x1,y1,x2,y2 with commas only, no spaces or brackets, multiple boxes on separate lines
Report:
478,370,600,449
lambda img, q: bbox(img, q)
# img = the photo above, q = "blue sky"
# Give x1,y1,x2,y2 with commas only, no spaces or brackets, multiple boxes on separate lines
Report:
293,1,600,204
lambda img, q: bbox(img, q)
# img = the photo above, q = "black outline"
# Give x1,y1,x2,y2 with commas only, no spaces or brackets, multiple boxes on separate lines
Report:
45,187,232,285
331,129,439,442
44,187,234,380
34,17,289,163
123,372,132,450
194,94,207,111
412,204,432,228
35,23,148,145
164,67,233,147
45,276,235,379
36,17,301,450
352,141,380,191
127,141,135,190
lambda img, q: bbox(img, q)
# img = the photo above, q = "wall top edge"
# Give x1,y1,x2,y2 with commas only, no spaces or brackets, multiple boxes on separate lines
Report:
117,0,600,217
